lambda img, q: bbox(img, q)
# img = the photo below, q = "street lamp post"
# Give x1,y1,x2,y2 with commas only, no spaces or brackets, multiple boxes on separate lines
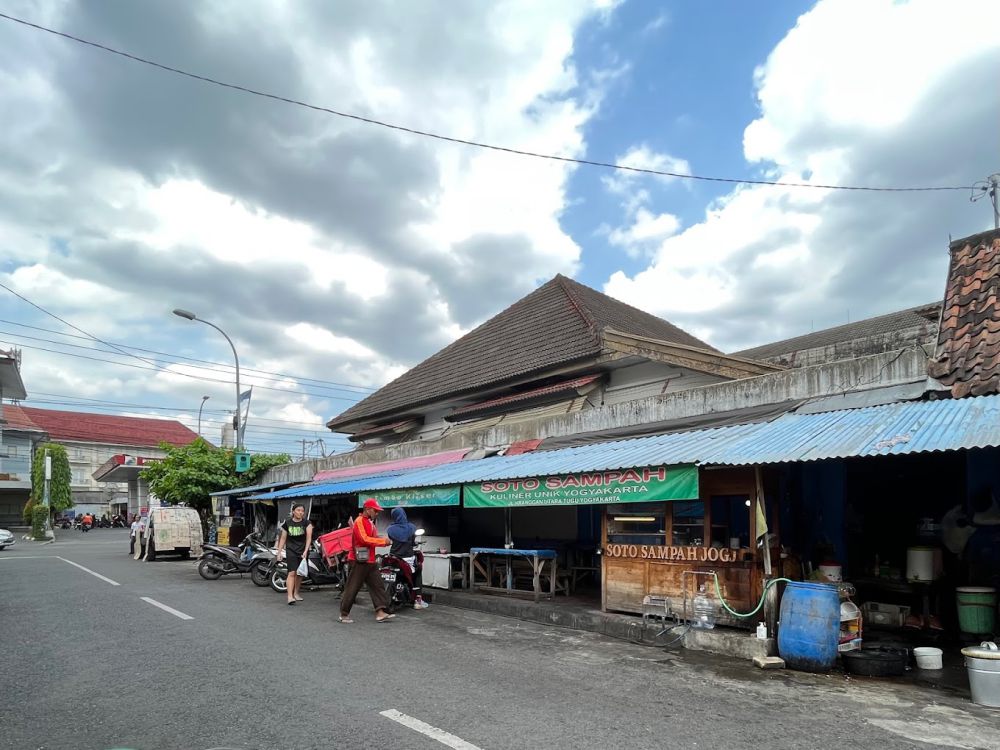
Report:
197,395,210,438
173,310,242,451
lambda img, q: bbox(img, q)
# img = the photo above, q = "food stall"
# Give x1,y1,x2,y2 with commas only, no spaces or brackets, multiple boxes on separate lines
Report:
602,467,776,628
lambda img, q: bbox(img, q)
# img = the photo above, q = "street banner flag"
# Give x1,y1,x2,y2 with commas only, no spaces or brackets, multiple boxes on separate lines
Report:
238,387,253,445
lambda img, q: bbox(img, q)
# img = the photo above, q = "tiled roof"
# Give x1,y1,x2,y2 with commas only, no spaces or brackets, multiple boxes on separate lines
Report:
928,228,1000,397
14,406,199,447
329,274,716,429
2,403,46,432
446,374,602,420
733,302,941,361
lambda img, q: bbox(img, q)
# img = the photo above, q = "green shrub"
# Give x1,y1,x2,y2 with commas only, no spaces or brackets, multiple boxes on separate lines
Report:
22,498,35,523
31,504,48,540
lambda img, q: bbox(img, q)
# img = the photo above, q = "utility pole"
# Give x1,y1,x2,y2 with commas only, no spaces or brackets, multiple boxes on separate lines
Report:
991,174,999,230
43,450,51,533
972,173,1000,229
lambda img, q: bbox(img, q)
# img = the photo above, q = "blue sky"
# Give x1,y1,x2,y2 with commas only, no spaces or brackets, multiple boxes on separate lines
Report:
566,1,814,286
0,0,997,457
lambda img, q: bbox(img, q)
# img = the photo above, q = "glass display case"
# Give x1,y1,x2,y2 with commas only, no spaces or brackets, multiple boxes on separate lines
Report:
606,503,666,545
670,500,705,546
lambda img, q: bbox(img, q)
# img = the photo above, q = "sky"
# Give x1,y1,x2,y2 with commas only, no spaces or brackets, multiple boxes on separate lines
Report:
0,0,997,458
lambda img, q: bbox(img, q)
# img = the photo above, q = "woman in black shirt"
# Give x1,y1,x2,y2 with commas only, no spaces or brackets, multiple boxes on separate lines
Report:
276,504,313,605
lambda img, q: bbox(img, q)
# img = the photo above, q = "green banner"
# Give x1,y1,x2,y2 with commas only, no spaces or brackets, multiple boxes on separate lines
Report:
359,485,460,508
464,465,698,508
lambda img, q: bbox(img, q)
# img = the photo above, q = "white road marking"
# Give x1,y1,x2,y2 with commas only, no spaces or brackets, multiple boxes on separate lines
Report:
0,555,56,559
141,596,194,621
380,709,483,750
57,556,120,586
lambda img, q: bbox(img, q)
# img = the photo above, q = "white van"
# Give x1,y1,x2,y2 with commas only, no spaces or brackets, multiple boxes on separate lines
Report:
137,506,203,561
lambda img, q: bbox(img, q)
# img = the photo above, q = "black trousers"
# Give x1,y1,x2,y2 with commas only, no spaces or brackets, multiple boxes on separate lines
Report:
129,536,135,555
340,562,389,616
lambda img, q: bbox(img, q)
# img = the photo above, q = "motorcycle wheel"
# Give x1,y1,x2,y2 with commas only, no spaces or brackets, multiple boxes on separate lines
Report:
270,569,288,593
251,562,271,587
198,558,224,580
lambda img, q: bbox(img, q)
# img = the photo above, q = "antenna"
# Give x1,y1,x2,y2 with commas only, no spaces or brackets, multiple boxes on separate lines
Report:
971,173,1000,229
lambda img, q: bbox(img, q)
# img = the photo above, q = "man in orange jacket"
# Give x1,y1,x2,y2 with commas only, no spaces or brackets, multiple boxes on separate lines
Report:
339,498,394,623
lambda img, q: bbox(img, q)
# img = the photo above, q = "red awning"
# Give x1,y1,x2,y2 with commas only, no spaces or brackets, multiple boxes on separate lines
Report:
312,448,472,482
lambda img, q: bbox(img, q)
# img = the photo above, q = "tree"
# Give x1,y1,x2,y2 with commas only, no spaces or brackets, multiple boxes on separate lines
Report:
144,438,290,514
28,443,73,520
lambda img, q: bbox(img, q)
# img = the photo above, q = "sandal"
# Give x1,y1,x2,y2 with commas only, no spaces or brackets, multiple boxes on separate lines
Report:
338,616,354,623
287,600,296,606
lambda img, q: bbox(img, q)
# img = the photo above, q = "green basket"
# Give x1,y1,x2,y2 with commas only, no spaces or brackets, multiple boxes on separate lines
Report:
957,587,997,634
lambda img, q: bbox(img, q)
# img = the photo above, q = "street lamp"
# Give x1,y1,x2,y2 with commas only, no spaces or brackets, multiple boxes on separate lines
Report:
173,309,242,451
197,395,210,438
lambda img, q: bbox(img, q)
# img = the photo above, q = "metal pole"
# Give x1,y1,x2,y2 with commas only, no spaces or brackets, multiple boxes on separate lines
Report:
990,174,999,230
173,311,241,451
196,319,241,452
43,450,51,532
197,395,209,438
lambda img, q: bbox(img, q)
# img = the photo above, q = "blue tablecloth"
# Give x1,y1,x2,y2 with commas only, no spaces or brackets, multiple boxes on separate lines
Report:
470,547,557,559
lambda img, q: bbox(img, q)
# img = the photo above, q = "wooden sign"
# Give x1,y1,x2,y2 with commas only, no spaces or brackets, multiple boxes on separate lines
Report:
604,544,741,563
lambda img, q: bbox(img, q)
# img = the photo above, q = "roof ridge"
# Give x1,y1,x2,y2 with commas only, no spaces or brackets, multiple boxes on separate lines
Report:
734,301,941,356
554,274,600,344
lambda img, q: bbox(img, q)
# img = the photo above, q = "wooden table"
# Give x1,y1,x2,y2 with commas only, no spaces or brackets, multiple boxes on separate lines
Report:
470,547,558,602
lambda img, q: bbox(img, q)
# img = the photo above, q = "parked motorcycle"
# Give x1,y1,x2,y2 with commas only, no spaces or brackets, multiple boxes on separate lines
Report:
379,529,426,611
198,533,275,585
269,541,348,594
111,516,127,528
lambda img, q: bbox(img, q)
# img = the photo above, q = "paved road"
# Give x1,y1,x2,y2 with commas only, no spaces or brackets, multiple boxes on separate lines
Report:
2,531,997,750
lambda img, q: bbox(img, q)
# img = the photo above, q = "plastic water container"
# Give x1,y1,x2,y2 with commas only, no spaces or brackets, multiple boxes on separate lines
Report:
692,585,715,629
913,646,943,670
777,581,840,672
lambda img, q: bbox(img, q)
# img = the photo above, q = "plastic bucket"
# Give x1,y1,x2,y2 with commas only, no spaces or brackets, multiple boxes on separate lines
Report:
957,587,997,634
913,646,943,670
777,581,840,672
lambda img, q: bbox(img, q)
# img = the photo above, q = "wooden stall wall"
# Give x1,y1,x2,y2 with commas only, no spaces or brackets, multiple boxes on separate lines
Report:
602,467,774,628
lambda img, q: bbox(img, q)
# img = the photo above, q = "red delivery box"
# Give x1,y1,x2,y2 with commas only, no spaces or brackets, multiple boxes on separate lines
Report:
318,527,353,559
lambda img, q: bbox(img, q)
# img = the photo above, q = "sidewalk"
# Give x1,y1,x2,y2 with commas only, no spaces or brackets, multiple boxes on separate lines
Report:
431,587,775,659
429,587,974,701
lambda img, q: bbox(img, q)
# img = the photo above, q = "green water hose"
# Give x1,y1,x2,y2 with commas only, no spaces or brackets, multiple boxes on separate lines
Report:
711,574,794,618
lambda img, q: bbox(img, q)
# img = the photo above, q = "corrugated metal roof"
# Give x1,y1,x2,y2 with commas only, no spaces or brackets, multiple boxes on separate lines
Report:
705,394,1000,465
312,448,470,481
209,481,295,497
256,395,1000,499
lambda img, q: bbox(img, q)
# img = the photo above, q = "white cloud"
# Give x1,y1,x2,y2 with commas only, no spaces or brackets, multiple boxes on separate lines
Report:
605,0,1000,352
0,0,618,443
607,208,681,258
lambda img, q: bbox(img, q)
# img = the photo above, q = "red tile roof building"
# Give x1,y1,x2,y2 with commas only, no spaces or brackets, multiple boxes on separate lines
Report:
10,405,198,447
929,228,1000,397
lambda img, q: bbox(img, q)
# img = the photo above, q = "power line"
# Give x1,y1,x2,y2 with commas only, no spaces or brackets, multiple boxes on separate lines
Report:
0,326,370,399
24,391,348,431
0,318,376,394
0,11,974,194
0,338,364,402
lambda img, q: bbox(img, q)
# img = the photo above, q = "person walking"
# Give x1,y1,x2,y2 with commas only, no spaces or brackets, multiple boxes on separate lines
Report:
129,514,140,556
275,504,313,605
339,498,394,624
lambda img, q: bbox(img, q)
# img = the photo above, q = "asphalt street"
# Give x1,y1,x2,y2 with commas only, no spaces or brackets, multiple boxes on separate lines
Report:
2,530,997,750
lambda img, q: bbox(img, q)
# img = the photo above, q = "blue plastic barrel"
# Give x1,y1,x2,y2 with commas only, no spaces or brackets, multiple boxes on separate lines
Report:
777,581,840,672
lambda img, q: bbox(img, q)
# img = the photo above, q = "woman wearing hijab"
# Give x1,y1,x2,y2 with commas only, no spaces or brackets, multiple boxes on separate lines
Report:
386,507,428,609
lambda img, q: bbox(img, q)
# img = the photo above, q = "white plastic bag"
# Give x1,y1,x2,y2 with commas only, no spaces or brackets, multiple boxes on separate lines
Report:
296,557,309,576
